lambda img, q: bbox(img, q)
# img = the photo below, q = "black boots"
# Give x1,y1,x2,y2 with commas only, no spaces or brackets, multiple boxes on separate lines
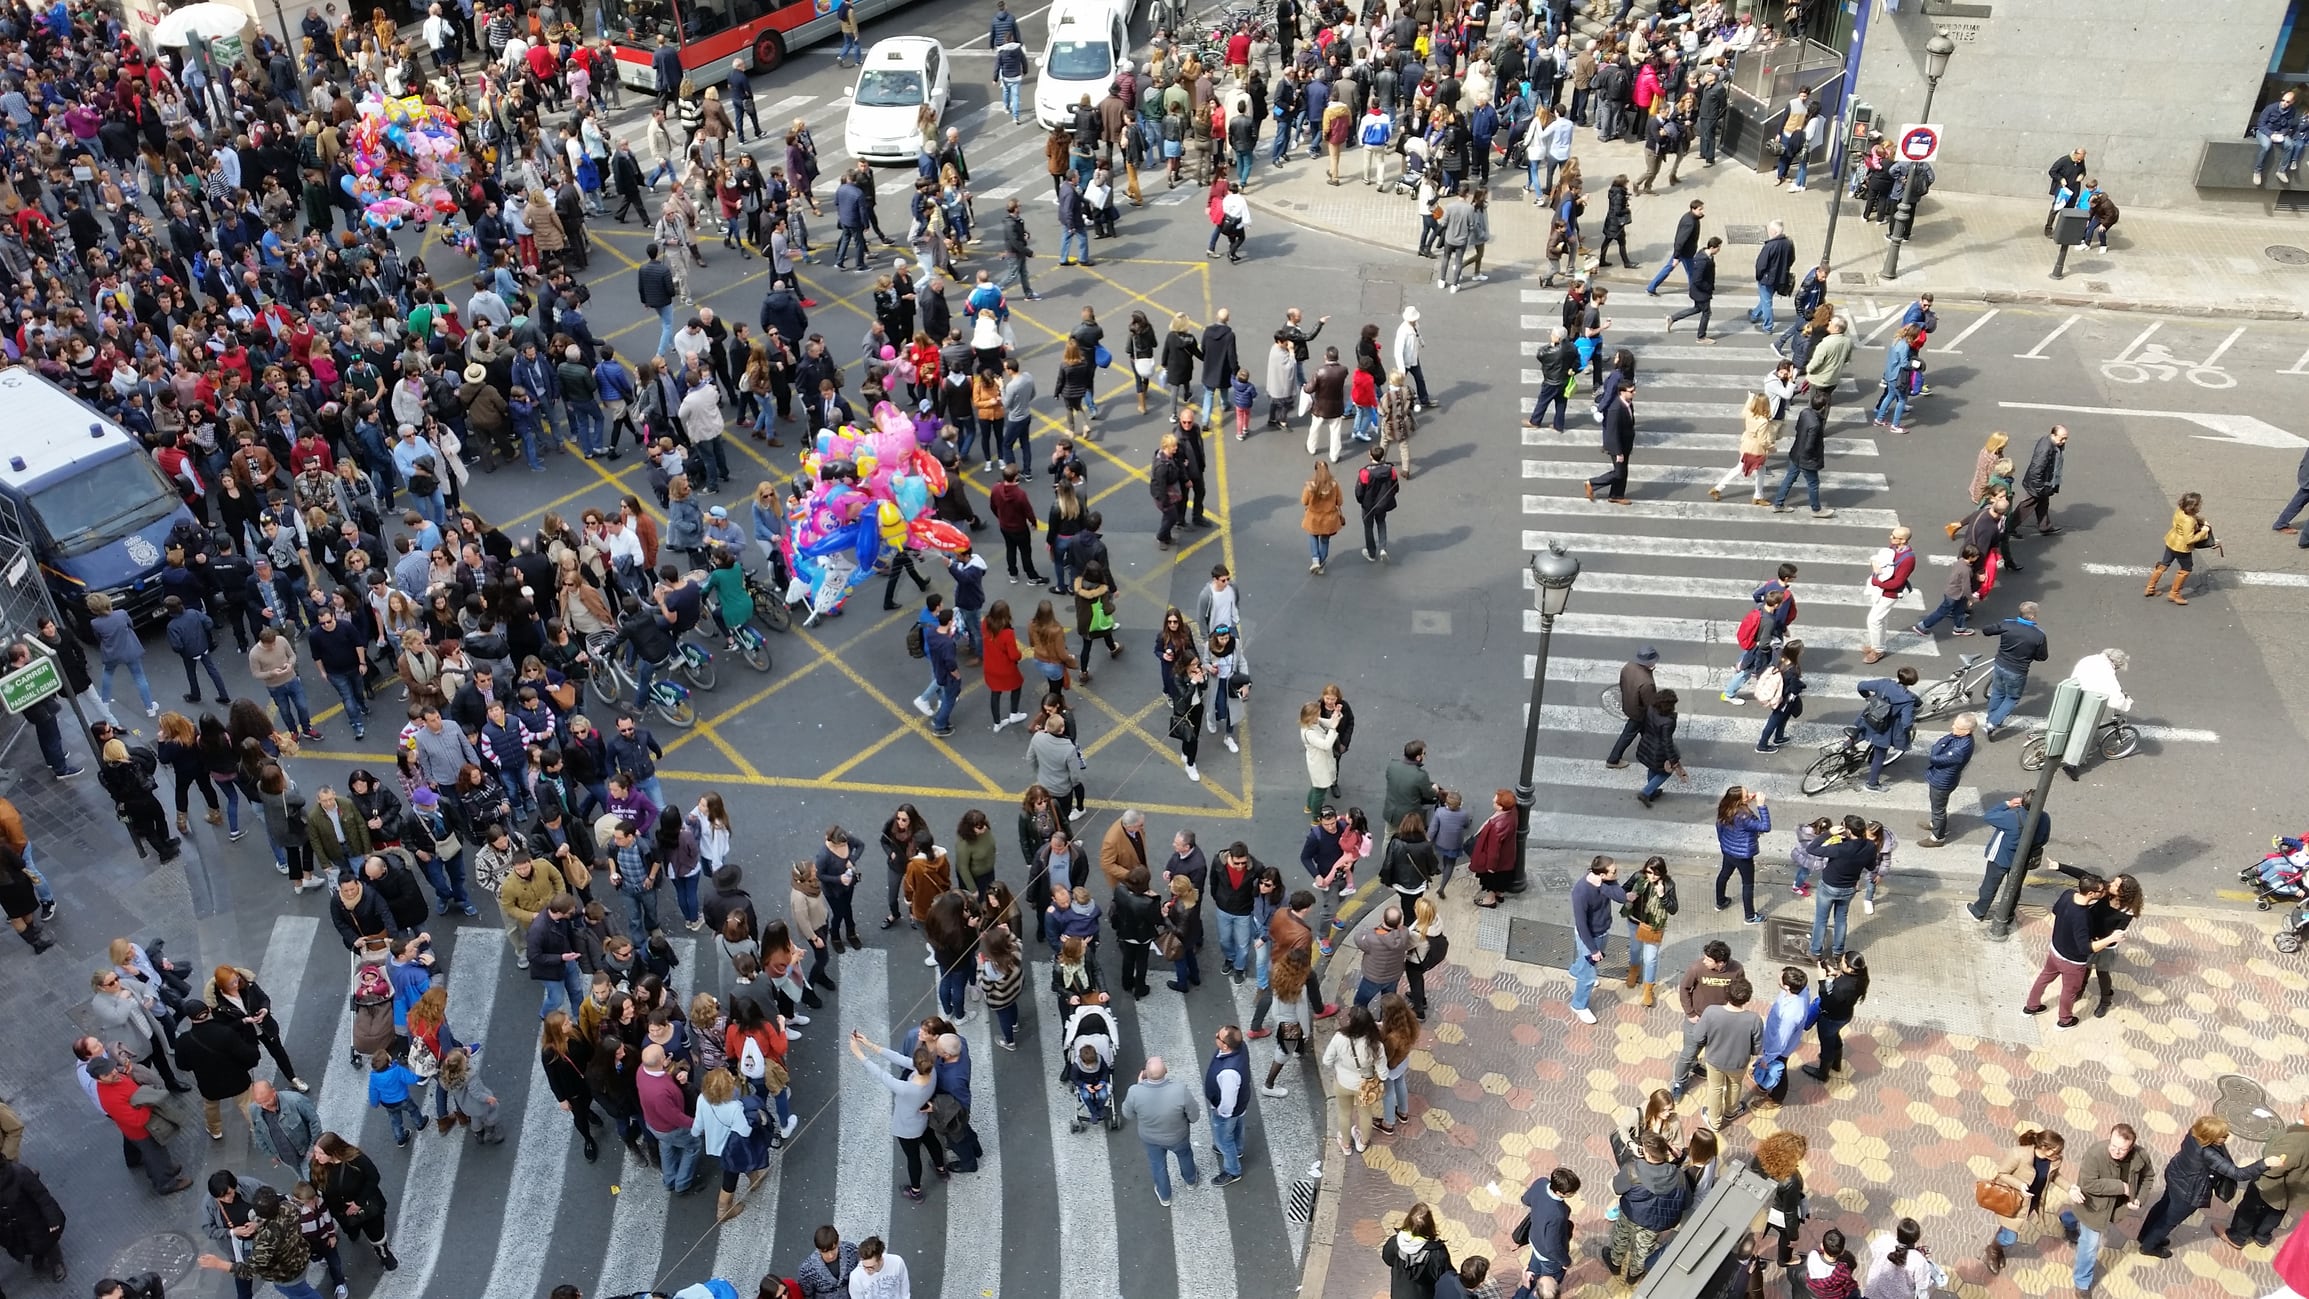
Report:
15,921,53,953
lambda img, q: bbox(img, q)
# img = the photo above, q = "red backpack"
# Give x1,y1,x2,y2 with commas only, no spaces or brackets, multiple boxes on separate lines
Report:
1735,607,1763,652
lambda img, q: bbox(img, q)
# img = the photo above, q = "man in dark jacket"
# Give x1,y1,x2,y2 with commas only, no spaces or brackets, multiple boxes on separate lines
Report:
2044,146,2087,234
1694,69,1729,164
1109,866,1161,997
0,1157,65,1282
760,285,809,344
1198,311,1239,421
526,894,589,1016
832,176,869,270
1918,713,1976,846
1981,601,2049,733
1307,347,1351,461
2015,424,2070,536
1854,668,1919,793
1587,379,1637,504
1663,235,1720,341
328,874,395,951
1967,791,2050,921
1769,387,1832,517
636,244,677,361
163,595,232,703
1644,199,1704,295
1603,645,1660,769
1527,326,1579,432
1749,220,1795,332
1353,445,1400,562
1517,1166,1580,1297
172,1002,260,1138
999,199,1040,300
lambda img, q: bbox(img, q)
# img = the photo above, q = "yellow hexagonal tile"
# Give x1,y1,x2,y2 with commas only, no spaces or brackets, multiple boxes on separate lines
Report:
1486,990,1523,1013
1421,1108,1456,1133
2201,966,2236,990
1430,1022,1467,1046
1856,1157,1893,1185
1500,1130,1532,1158
1426,1063,1461,1088
1479,1072,1512,1096
1891,1189,1951,1220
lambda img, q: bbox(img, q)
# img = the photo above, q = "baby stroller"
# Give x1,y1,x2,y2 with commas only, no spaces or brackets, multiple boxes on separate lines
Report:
1058,1002,1123,1133
349,958,397,1065
1381,136,1429,198
2243,835,2309,910
2274,899,2309,955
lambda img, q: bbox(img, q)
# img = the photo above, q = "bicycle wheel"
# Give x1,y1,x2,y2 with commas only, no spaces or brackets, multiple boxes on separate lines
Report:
756,598,792,634
680,652,718,691
1799,747,1856,797
738,634,772,673
1600,685,1623,719
2099,722,2140,762
2018,731,2050,772
652,691,698,728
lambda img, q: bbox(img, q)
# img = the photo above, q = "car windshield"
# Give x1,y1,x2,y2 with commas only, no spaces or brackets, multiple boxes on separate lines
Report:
28,453,181,557
610,0,676,43
1046,38,1112,80
855,68,925,107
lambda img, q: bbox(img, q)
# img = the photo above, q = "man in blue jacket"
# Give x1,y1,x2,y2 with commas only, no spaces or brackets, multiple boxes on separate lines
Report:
164,595,233,703
1854,667,1919,793
1968,791,2051,922
1518,1165,1580,1298
1981,601,2049,733
1569,855,1627,1025
925,608,962,738
832,176,869,271
1918,713,1977,847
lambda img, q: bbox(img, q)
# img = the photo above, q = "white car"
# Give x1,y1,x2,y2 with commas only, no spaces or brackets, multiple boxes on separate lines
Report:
1033,0,1129,130
843,37,951,165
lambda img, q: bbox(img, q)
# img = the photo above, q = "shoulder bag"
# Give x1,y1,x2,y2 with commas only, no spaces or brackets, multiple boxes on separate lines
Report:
1974,1178,2024,1218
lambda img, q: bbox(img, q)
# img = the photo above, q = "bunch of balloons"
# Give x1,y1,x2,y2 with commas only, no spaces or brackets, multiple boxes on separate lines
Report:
780,403,971,617
342,93,470,231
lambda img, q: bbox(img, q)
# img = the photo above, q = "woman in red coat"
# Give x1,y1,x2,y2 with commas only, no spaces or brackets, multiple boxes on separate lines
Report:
1468,789,1520,908
981,601,1028,731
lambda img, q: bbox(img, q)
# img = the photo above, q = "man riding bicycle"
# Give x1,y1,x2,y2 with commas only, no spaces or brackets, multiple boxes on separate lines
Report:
609,593,681,706
2061,648,2133,780
1853,667,1920,793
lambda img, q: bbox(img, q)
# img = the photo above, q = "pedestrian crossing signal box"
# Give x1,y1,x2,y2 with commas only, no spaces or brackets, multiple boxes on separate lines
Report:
1634,1162,1775,1298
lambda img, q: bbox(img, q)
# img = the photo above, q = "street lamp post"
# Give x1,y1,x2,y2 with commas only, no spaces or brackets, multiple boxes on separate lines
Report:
1880,32,1958,282
1513,543,1582,893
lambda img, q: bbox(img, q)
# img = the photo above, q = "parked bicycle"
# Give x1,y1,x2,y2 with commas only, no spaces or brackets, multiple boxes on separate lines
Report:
2017,713,2141,773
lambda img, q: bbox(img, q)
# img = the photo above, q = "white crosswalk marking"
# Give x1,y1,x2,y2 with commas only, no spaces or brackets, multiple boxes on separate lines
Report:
1540,572,1921,609
1521,497,1906,529
1031,969,1121,1298
1228,978,1314,1263
373,928,505,1299
258,915,319,1044
319,948,376,1140
1135,992,1234,1299
1522,427,1879,456
943,1006,1005,1297
595,937,699,1298
1519,530,1903,568
480,1036,576,1299
1522,460,1889,491
1528,611,1940,656
835,947,894,1242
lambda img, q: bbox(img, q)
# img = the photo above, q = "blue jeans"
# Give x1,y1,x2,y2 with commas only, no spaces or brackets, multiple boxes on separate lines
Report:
1645,254,1691,295
835,226,867,269
1352,404,1380,440
1212,1111,1243,1176
1530,381,1570,431
838,30,861,60
1771,462,1822,511
1748,283,1775,331
272,1279,328,1299
1639,766,1672,798
422,850,471,909
1270,123,1291,163
931,679,960,731
1624,920,1659,982
654,305,676,360
178,650,231,700
999,417,1031,470
326,670,369,733
1000,77,1022,119
655,1123,701,1191
1309,532,1332,565
619,883,662,939
1985,666,2028,727
268,679,314,732
1217,908,1254,973
1353,975,1397,1008
692,436,729,489
2255,130,2308,175
671,872,702,924
1915,593,1971,632
101,659,156,712
1060,228,1089,263
1809,883,1855,956
1873,383,1910,427
567,400,603,457
378,1094,425,1143
2064,1213,2100,1289
1569,945,1600,1009
937,962,970,1018
1142,1137,1199,1199
1233,150,1254,188
539,958,588,1017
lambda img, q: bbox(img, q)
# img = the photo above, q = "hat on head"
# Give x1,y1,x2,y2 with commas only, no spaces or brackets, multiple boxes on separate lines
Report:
411,787,440,807
1635,645,1659,665
462,363,485,383
1403,305,1421,322
707,505,727,520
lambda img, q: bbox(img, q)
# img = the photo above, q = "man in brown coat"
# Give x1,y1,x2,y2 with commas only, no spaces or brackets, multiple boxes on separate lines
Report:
1605,646,1661,769
1101,809,1149,891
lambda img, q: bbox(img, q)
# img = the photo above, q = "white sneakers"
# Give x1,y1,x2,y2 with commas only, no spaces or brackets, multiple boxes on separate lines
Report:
1863,897,1876,915
1572,1006,1598,1024
1258,1084,1288,1098
1006,711,1030,725
1223,735,1239,753
912,697,934,717
1185,762,1201,782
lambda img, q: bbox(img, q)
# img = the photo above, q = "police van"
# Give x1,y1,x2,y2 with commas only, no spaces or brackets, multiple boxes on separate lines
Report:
0,367,196,629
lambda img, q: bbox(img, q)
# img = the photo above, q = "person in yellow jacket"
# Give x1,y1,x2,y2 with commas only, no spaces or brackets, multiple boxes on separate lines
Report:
2147,491,2216,604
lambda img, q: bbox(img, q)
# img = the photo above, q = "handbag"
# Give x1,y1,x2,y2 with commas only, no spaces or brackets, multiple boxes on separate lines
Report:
1093,344,1112,368
1295,389,1314,418
1356,1068,1385,1108
1974,1178,2025,1218
1156,929,1185,961
1134,356,1157,380
1635,922,1665,945
1511,1211,1532,1247
1167,709,1198,741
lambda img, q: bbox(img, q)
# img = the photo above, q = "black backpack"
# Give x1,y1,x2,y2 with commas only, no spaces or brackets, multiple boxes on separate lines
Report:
1860,692,1894,733
905,621,926,659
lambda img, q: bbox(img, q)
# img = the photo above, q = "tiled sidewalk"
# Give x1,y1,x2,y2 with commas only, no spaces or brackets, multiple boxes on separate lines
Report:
1246,135,2309,319
1313,899,2299,1299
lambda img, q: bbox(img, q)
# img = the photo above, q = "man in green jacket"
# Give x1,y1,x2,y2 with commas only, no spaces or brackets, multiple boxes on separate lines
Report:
1381,740,1446,838
2227,1103,2309,1248
195,1186,316,1297
2064,1122,2154,1295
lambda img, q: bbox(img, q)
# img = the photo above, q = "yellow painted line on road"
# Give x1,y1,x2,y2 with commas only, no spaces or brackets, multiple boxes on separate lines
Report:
789,622,1008,795
814,719,918,783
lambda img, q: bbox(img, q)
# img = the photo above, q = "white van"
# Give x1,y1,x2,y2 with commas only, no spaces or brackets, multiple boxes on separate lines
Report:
1033,0,1130,130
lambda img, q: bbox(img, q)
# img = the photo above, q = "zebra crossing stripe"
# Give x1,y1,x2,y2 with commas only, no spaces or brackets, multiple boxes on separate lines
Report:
1031,968,1122,1299
1521,461,1890,492
1521,496,1906,529
1133,991,1236,1299
1522,370,1772,390
257,914,320,1043
1519,530,1908,568
1526,611,1940,656
1612,402,1872,424
1532,654,1946,698
1516,753,1987,832
372,927,507,1299
319,946,377,1140
834,948,895,1246
942,1006,1005,1298
1530,700,1851,751
480,1028,576,1299
594,938,700,1299
1227,977,1315,1263
1545,571,1923,609
1521,427,1879,456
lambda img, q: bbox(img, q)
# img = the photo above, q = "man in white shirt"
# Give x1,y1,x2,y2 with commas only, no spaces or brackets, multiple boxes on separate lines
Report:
845,1236,910,1299
1392,305,1431,411
2060,648,2133,780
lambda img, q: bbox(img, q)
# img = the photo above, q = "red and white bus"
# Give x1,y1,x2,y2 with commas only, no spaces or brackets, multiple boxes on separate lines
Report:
606,0,911,87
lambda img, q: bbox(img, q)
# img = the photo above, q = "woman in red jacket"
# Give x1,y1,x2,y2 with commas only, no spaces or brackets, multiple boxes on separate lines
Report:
1468,789,1520,908
981,600,1027,731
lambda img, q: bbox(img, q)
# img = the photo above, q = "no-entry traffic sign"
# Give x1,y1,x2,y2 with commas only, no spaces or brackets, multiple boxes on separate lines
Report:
1898,123,1943,163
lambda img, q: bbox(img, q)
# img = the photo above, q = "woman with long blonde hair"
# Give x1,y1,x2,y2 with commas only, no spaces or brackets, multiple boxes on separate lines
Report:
1711,390,1780,503
1026,599,1077,691
1968,430,2010,504
1301,460,1345,573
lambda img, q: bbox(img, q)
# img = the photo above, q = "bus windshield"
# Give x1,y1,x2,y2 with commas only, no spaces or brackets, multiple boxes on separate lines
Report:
1046,38,1112,80
28,454,180,557
856,69,925,107
611,0,677,43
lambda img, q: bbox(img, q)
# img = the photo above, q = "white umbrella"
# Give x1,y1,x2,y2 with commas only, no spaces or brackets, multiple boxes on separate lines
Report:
150,2,253,47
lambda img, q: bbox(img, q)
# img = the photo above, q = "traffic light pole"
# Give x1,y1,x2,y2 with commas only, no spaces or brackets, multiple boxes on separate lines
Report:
1986,681,2100,941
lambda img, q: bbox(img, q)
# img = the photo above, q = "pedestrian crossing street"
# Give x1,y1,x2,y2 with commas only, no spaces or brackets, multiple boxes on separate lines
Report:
246,913,1316,1299
1509,294,2218,876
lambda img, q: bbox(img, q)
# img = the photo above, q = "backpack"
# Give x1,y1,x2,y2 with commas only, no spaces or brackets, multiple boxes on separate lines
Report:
1860,692,1895,733
1735,607,1764,652
905,621,926,658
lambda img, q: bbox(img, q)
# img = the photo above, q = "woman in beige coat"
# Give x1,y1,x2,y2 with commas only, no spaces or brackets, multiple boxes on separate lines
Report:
1301,461,1345,574
1981,1127,2067,1276
1968,430,2009,504
1711,390,1780,503
527,189,568,262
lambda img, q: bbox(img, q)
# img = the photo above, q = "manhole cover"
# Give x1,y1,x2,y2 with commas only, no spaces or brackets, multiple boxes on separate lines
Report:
2267,244,2309,265
1838,271,1872,286
1721,224,1765,245
1504,916,1583,967
2216,1073,2285,1144
105,1231,199,1287
1762,917,1815,963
